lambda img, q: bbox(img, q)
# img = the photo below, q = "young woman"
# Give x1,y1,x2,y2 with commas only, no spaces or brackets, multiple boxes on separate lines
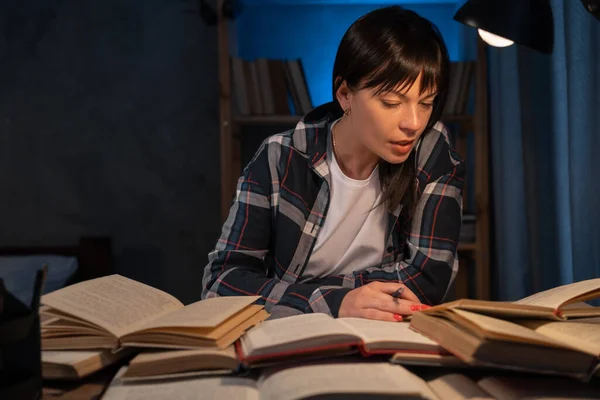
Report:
202,6,465,321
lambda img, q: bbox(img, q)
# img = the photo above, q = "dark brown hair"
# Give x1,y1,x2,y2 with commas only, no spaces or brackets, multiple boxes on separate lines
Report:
332,6,450,213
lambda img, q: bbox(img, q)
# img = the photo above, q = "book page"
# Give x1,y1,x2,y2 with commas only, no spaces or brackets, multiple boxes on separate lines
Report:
337,318,444,352
518,319,600,356
434,300,560,320
42,348,134,378
450,309,567,348
133,296,260,332
427,373,494,400
41,275,184,338
562,301,594,309
240,313,358,358
124,347,239,379
391,352,465,368
102,368,259,400
41,308,102,329
259,361,439,400
130,346,237,365
514,278,600,309
44,317,99,330
42,350,104,365
40,314,58,325
121,370,235,383
478,375,600,400
41,335,117,350
562,307,600,319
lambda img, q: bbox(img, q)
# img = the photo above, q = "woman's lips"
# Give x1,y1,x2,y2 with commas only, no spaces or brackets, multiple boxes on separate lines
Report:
390,140,414,154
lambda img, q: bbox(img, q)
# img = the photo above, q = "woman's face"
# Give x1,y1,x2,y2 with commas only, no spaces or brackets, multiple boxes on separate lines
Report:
340,73,436,164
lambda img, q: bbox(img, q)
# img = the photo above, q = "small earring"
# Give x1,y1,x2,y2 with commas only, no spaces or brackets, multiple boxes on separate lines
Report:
343,107,350,116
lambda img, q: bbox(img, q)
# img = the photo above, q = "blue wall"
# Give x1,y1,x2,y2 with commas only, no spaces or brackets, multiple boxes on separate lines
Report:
236,2,468,107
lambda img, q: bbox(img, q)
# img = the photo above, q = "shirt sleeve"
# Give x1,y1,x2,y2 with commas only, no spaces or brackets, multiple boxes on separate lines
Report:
201,140,352,317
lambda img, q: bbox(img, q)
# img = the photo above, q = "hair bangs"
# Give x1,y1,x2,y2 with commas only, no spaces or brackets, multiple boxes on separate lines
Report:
362,43,442,99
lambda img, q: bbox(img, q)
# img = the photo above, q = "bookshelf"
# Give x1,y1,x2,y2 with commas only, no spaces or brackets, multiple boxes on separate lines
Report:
216,0,491,301
448,39,491,301
233,115,303,125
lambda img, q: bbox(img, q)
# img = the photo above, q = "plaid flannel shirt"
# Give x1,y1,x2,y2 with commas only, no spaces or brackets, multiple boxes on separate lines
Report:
202,102,465,317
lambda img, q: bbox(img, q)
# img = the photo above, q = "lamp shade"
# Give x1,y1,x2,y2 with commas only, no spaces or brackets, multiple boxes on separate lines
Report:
581,0,600,20
454,0,554,54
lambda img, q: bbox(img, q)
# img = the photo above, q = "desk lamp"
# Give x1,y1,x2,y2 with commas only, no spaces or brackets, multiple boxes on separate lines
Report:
454,0,600,54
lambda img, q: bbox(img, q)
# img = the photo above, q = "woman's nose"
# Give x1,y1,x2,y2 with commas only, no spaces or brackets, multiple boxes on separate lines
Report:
398,106,422,134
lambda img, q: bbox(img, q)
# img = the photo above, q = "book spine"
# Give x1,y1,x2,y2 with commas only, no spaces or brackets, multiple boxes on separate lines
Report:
235,340,246,364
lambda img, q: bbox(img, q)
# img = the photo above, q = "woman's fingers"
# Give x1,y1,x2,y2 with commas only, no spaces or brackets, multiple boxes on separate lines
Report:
369,281,422,304
363,287,430,315
338,281,430,321
359,308,402,322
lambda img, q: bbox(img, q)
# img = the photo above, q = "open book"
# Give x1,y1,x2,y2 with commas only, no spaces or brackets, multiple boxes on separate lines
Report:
41,348,134,380
119,313,451,380
515,317,600,359
426,373,495,400
121,346,239,381
40,275,268,350
103,361,441,400
431,278,600,320
236,313,450,367
410,307,600,381
426,372,600,400
476,375,600,399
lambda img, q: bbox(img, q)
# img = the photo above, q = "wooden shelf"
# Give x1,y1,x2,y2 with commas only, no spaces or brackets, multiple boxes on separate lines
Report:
234,114,472,128
441,114,475,133
441,114,474,124
458,242,477,252
234,115,302,126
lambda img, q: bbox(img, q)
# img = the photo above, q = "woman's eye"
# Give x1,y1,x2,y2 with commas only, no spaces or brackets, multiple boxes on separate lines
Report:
381,100,400,108
420,103,434,109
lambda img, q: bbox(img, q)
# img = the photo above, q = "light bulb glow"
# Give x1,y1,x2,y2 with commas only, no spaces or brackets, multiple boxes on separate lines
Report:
478,29,514,48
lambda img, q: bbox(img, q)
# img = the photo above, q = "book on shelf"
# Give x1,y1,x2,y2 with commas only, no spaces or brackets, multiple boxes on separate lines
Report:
41,348,135,380
410,303,600,380
103,361,441,400
459,213,476,244
230,56,312,118
40,274,268,351
425,277,600,321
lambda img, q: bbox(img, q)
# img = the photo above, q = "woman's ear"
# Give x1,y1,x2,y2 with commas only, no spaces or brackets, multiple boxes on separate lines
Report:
335,79,352,110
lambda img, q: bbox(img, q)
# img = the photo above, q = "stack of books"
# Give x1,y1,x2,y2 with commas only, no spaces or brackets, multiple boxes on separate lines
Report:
40,275,600,399
410,278,600,381
40,274,268,380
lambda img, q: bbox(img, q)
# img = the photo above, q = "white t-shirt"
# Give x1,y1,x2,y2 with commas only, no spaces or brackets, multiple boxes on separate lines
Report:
302,120,387,281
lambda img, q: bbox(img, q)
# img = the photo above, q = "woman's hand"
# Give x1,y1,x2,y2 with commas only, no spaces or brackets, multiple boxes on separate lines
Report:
338,282,430,321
